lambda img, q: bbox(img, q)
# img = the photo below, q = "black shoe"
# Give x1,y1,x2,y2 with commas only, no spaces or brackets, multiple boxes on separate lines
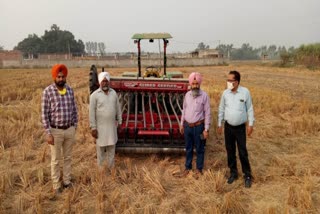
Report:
227,175,238,184
245,177,252,188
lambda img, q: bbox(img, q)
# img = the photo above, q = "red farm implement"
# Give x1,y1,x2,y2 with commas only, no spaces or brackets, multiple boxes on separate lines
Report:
110,33,189,152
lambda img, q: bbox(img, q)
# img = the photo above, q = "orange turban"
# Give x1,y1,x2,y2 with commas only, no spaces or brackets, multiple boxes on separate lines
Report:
51,64,68,79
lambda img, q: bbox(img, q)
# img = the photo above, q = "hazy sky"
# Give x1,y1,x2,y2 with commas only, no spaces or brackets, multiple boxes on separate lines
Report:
1,0,319,53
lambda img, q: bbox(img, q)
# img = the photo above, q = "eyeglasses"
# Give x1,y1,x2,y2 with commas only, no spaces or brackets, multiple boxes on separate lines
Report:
227,79,237,82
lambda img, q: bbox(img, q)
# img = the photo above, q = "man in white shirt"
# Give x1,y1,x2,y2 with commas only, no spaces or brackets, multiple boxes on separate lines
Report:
217,70,255,188
89,72,122,170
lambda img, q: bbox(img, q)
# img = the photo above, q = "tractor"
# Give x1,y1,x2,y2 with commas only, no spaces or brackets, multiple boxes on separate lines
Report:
110,33,189,152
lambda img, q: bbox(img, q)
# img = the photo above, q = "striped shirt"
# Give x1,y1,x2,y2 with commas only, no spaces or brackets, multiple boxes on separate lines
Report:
181,89,211,131
41,83,78,134
218,85,255,127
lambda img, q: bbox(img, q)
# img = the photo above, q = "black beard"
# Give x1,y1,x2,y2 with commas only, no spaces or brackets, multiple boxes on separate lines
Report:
55,81,66,87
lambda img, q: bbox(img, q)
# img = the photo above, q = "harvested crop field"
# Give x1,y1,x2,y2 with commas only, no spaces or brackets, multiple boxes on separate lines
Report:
0,64,319,213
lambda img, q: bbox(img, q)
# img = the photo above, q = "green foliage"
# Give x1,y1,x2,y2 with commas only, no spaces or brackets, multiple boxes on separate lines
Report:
216,44,233,58
196,42,210,51
14,24,85,56
86,41,106,56
294,43,320,67
231,43,259,60
14,34,43,57
279,52,294,67
216,43,298,61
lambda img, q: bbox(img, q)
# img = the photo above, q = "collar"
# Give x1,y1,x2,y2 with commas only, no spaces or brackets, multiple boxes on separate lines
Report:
97,87,112,94
228,85,240,94
53,84,67,92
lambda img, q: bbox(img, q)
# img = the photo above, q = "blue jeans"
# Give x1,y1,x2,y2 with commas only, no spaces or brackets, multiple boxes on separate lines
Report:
184,123,205,171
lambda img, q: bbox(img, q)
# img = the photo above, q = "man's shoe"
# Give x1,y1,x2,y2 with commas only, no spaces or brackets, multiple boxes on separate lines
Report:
227,175,238,184
55,187,63,195
179,169,190,178
245,177,252,188
196,169,203,175
63,182,73,189
193,169,203,179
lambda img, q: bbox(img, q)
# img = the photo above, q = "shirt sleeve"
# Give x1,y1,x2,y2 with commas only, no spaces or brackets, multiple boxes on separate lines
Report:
41,89,51,135
246,90,255,126
218,91,226,127
89,93,97,130
71,89,78,128
116,93,122,125
180,94,187,127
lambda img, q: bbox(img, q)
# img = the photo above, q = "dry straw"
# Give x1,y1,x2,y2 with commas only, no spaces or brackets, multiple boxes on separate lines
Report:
0,65,319,213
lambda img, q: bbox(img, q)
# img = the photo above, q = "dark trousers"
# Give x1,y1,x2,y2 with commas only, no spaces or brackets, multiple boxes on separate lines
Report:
184,123,205,171
224,122,251,178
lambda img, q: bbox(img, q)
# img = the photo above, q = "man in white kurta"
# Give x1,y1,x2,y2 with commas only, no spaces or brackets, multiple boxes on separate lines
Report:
89,72,122,168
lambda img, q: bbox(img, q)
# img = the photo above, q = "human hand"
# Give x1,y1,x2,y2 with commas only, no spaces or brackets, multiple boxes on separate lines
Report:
180,126,184,135
217,126,223,135
91,129,98,139
203,130,209,139
247,126,253,137
47,134,54,145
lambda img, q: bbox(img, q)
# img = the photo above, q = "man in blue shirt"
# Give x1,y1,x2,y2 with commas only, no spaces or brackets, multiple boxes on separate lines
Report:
217,70,255,188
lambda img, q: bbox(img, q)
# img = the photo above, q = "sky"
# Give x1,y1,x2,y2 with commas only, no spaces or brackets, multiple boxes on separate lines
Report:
1,0,319,53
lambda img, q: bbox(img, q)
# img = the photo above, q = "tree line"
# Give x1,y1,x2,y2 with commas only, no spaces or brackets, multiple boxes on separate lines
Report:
12,24,105,59
2,25,319,68
195,42,320,67
14,24,85,58
289,43,320,67
196,42,294,60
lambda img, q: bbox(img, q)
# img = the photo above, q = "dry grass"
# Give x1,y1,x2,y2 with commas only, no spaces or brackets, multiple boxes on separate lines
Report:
0,64,320,213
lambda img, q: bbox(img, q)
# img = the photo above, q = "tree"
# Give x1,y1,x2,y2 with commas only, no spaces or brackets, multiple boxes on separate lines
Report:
86,42,93,56
41,24,85,54
288,46,295,53
14,34,43,58
196,42,209,51
257,45,267,57
15,24,85,56
93,42,98,55
267,45,277,59
0,45,4,51
98,42,106,56
231,43,259,60
216,44,233,58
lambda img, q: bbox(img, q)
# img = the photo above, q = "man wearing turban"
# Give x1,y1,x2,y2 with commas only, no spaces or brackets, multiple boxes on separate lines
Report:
89,72,122,171
41,64,78,195
179,72,211,178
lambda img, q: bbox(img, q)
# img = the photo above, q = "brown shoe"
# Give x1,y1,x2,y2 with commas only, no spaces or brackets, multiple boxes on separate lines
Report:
193,169,203,179
197,169,203,175
49,187,62,200
55,187,63,194
179,169,190,178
